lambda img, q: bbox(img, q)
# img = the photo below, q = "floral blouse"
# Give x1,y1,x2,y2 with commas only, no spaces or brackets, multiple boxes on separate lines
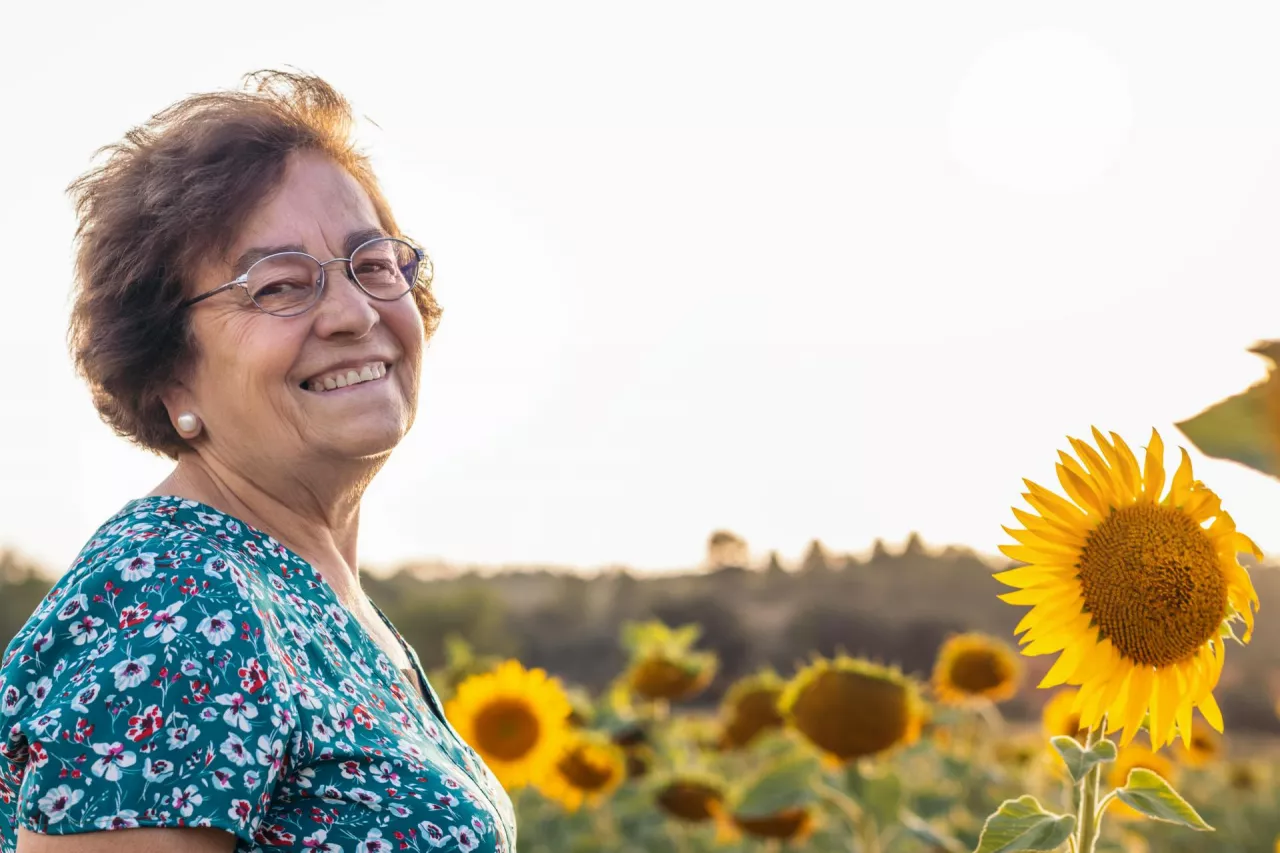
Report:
0,496,516,852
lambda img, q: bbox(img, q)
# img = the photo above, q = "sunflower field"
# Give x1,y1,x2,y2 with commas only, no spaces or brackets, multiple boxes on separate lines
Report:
419,420,1280,853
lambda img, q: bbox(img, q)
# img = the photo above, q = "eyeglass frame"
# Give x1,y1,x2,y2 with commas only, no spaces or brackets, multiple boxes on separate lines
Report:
180,235,433,317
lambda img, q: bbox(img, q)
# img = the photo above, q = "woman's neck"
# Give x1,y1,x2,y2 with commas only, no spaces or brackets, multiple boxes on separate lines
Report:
149,453,369,590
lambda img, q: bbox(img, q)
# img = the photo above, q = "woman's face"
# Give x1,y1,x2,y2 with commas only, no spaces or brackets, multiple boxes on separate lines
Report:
174,151,425,471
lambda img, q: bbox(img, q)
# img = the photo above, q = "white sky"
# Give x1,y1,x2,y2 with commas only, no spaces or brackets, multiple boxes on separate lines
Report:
5,2,1280,575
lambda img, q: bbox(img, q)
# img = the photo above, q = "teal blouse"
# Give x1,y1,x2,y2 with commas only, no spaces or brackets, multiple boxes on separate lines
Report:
0,495,517,852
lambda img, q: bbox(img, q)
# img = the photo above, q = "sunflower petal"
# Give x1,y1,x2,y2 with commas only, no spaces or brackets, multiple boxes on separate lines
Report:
1165,448,1196,508
1199,692,1224,733
1056,464,1107,518
1143,429,1166,502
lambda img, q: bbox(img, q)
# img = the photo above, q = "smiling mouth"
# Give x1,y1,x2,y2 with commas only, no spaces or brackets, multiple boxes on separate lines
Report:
301,361,391,393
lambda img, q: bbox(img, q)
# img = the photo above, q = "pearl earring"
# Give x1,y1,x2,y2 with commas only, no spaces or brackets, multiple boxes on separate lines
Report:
176,412,201,436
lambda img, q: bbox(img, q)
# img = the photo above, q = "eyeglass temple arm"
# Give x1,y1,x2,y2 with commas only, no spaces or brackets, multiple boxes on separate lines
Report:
181,277,247,308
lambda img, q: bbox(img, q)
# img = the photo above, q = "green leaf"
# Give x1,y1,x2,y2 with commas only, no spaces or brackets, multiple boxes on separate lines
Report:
1176,345,1280,479
973,795,1076,853
732,753,820,819
1050,736,1117,784
859,770,904,827
901,809,965,853
1114,768,1213,830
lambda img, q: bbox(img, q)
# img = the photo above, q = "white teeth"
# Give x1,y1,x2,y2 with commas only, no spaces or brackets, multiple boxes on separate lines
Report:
305,361,388,392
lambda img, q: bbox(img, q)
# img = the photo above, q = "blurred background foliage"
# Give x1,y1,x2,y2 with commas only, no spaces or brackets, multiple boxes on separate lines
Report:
6,530,1278,736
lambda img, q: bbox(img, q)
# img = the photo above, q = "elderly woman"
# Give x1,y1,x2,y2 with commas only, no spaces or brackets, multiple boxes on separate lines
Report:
0,72,515,852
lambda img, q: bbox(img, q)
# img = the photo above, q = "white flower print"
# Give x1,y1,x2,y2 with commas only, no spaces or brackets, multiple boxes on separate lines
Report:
68,614,104,646
180,658,203,676
195,511,222,527
419,821,449,848
171,784,202,817
271,703,296,730
215,691,258,731
324,603,349,628
266,574,288,592
303,828,342,852
55,594,89,620
244,769,261,788
200,707,219,722
256,734,284,771
27,676,53,709
219,732,253,767
143,757,175,783
94,810,141,830
37,785,83,824
371,761,398,785
109,653,156,691
211,768,235,790
311,717,334,743
437,792,459,808
30,708,62,738
86,634,116,661
166,720,200,750
387,803,412,818
196,609,235,645
90,741,136,781
228,799,253,827
116,553,157,581
288,623,312,646
357,828,392,853
70,682,100,713
3,684,30,717
451,825,481,852
347,788,381,810
29,626,54,655
143,600,187,643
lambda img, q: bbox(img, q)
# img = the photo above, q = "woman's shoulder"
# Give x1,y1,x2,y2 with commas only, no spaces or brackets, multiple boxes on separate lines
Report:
0,495,325,695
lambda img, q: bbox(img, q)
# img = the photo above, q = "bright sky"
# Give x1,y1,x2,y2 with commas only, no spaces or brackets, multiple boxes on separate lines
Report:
5,2,1280,575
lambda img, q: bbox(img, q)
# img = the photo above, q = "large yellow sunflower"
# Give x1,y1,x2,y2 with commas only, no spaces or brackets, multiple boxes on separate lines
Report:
445,660,573,789
536,732,626,812
997,428,1260,748
932,632,1022,706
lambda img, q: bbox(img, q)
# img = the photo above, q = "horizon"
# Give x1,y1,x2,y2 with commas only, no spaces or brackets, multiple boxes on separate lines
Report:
6,5,1280,576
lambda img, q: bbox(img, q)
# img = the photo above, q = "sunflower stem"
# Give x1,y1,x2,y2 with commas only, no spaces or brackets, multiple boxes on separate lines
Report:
1074,718,1107,853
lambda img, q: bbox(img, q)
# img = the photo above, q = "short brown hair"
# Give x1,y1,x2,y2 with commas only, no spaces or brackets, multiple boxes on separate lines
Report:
67,69,441,459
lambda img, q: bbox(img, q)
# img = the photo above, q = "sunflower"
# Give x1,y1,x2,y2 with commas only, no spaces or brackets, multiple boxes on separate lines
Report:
536,732,626,812
932,632,1022,706
997,428,1261,748
629,656,716,702
655,777,726,823
1175,718,1222,768
779,656,924,763
1106,742,1177,821
445,660,573,789
718,672,786,750
731,808,815,843
1041,688,1087,742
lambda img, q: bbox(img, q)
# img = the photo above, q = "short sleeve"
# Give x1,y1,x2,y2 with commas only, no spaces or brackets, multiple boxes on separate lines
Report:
0,543,297,846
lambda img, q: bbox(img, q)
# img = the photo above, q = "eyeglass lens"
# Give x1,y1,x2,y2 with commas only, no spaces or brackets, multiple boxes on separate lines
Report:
246,238,421,316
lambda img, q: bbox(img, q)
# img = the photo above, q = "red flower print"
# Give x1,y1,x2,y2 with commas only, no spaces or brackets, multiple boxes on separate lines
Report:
126,704,164,742
238,658,268,694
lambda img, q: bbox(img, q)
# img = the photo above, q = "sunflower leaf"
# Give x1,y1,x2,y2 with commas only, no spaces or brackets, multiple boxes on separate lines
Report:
1175,364,1279,479
1050,736,1117,785
732,753,820,819
901,809,965,853
1114,768,1213,830
972,795,1076,853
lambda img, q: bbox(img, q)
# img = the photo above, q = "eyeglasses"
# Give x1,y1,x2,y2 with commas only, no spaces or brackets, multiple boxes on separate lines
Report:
181,236,433,317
